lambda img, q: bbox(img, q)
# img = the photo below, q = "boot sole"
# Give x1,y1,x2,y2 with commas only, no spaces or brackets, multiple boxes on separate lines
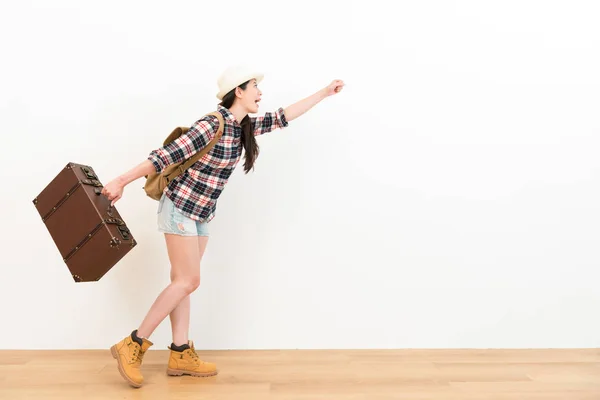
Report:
111,345,142,388
166,368,218,377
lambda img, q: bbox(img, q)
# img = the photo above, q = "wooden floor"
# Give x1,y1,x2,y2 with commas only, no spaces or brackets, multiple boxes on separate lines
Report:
1,349,599,399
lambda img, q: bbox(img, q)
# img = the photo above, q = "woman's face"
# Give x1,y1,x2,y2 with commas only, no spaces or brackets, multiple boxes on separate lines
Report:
238,79,262,114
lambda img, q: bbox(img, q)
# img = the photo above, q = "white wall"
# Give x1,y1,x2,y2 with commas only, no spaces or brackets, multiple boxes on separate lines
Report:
1,0,599,350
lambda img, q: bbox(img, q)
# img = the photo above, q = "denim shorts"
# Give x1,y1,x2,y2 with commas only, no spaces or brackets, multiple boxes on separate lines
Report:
157,193,209,237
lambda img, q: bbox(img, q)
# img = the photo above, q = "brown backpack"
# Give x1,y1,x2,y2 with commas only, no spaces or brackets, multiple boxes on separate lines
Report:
143,111,225,200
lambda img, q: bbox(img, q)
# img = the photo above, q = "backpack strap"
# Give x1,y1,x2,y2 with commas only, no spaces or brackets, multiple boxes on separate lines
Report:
176,111,225,175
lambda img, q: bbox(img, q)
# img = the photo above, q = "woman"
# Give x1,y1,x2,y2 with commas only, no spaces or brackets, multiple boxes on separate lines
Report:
101,65,344,388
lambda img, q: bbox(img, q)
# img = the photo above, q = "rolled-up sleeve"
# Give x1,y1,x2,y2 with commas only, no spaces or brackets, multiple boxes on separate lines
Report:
148,117,217,173
251,107,288,136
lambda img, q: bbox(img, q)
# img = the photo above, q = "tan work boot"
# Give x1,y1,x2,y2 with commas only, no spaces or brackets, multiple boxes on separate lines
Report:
166,340,218,377
110,330,153,388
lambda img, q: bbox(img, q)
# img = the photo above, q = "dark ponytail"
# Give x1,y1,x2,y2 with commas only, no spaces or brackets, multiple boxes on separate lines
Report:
219,80,259,174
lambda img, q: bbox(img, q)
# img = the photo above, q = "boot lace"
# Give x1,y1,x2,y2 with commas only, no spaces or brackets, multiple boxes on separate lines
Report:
188,347,210,365
131,344,146,364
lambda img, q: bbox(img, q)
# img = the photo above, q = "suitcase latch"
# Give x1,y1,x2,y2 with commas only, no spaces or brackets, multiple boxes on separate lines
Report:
81,166,98,180
118,225,131,240
105,218,132,241
82,179,102,187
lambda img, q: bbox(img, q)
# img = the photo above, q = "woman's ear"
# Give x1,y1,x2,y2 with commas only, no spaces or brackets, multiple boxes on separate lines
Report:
235,86,244,98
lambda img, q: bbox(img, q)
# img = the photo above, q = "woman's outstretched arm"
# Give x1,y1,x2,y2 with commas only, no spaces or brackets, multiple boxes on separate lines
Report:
284,79,345,121
252,79,345,136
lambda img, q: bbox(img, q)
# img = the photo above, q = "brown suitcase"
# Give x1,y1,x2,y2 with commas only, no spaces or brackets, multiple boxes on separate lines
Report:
33,162,137,282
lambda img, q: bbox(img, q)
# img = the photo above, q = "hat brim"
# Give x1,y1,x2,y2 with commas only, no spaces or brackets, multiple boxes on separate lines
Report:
216,73,264,100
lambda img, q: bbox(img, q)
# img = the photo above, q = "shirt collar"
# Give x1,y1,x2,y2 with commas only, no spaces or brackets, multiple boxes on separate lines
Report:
217,105,240,126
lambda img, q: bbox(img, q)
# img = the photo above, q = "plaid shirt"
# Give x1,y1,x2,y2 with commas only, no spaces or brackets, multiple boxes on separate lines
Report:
148,105,289,222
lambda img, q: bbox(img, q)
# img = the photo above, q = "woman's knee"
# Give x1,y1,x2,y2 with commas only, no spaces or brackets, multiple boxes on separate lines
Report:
174,275,200,294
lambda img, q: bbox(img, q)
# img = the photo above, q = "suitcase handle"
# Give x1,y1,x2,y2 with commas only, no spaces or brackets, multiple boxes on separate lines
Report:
84,175,120,227
91,185,117,219
91,186,113,216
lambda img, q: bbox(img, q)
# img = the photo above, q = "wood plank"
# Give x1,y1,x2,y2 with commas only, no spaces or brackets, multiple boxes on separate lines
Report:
0,349,598,399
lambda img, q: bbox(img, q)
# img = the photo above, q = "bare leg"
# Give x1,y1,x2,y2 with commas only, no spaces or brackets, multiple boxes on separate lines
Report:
136,234,201,339
169,236,209,346
169,296,190,346
170,236,208,346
